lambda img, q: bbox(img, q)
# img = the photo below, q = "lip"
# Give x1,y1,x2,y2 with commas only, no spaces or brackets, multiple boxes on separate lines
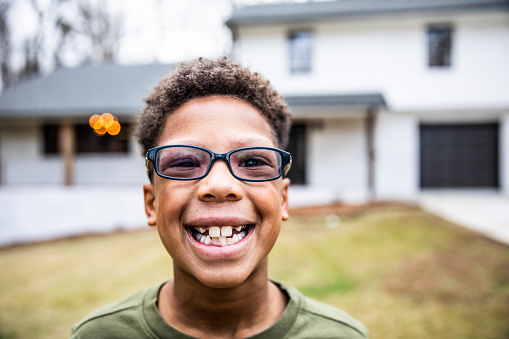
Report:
185,215,255,228
185,223,255,259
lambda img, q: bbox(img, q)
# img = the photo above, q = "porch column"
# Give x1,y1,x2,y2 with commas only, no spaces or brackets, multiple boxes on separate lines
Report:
59,121,75,186
365,108,376,200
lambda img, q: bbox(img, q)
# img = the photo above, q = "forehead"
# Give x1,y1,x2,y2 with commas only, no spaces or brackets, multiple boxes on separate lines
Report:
157,96,276,150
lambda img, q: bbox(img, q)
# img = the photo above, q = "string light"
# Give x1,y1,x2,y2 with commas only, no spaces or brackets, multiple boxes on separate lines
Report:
89,113,121,136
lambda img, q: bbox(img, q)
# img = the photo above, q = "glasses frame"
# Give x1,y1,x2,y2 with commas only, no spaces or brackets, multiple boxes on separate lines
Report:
145,145,292,182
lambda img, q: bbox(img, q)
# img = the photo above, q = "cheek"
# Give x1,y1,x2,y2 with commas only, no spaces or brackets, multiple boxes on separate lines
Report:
252,184,284,229
263,183,284,211
154,185,189,238
155,181,193,215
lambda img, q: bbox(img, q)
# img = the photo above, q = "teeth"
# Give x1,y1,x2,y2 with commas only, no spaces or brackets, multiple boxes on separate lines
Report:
193,225,251,246
221,226,232,237
219,236,227,246
209,227,220,238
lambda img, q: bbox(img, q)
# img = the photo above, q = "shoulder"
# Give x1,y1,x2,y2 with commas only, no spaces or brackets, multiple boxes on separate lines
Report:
69,284,162,339
299,296,369,338
279,282,369,339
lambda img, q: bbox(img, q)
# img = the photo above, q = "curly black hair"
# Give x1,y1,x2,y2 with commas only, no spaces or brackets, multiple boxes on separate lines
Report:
136,57,292,156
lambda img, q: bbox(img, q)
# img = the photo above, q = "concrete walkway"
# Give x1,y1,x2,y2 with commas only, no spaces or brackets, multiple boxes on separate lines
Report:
419,191,509,245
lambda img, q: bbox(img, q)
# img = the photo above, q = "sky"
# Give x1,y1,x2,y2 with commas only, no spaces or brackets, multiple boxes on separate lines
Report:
113,0,235,65
8,0,234,69
6,0,321,73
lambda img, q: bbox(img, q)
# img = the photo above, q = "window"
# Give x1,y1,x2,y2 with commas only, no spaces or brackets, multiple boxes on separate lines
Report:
76,124,129,153
428,24,453,67
43,124,60,154
42,123,130,155
289,30,312,73
285,123,307,184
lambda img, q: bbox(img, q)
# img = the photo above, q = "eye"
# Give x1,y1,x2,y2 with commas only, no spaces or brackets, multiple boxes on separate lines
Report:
169,158,200,168
239,157,268,168
158,155,202,173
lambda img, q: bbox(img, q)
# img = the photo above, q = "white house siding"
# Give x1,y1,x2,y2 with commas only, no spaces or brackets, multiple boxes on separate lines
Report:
308,117,369,202
236,12,509,109
374,112,419,200
74,137,146,185
0,122,147,186
0,122,62,185
233,9,509,201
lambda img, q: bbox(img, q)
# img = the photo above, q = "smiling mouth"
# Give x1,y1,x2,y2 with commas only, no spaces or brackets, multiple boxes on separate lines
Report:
190,225,253,247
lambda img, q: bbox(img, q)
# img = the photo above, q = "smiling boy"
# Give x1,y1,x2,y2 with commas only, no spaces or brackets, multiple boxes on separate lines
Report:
70,57,368,338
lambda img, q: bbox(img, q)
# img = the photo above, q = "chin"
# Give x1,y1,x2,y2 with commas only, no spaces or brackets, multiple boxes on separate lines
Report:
196,270,252,290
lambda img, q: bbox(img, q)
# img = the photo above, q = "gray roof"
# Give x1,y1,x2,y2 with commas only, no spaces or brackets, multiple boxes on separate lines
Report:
0,63,175,119
1,62,386,120
227,0,509,28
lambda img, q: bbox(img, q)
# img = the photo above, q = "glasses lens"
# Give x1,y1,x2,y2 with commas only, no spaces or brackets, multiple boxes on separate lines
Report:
230,148,282,180
156,146,210,179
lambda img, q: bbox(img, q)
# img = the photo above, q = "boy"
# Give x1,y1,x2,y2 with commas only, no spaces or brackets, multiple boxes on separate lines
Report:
70,57,368,338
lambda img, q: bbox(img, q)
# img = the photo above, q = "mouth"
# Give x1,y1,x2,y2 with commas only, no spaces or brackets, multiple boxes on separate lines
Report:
189,225,253,247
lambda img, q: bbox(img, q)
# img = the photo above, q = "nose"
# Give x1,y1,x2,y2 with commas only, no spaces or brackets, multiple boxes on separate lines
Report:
197,160,243,202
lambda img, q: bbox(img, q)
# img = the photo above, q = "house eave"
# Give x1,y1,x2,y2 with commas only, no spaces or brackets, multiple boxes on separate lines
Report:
285,93,386,119
226,0,509,29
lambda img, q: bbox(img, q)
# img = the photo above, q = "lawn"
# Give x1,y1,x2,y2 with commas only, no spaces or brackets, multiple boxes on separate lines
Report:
1,204,508,338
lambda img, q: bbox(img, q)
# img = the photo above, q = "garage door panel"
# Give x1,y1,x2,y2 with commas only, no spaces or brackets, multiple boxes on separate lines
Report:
420,124,499,188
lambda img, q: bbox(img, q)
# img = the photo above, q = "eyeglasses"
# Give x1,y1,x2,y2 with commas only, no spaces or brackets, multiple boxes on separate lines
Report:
145,145,292,182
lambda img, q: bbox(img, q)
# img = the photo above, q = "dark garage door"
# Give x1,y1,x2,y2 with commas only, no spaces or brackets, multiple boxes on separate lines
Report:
420,124,499,188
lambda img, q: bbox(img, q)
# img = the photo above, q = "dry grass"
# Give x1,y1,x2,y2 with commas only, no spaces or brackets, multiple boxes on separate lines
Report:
1,204,508,339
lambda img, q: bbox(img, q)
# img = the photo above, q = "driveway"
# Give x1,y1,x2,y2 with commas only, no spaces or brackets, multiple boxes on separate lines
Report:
419,191,509,245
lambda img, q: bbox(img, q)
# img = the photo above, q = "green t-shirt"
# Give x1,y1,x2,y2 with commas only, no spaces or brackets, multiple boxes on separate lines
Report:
70,281,368,338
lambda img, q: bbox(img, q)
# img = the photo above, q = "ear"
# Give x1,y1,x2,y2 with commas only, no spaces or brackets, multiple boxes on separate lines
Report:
280,178,290,221
143,183,157,227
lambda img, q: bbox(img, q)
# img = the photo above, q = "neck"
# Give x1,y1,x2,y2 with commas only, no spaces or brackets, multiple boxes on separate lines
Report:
158,261,287,338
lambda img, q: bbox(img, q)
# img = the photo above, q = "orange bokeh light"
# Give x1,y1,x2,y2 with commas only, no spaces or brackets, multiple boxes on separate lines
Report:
89,113,121,136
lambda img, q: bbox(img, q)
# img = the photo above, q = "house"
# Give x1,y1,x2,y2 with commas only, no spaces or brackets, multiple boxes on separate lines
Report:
0,63,175,186
227,0,509,203
1,0,508,202
1,0,508,244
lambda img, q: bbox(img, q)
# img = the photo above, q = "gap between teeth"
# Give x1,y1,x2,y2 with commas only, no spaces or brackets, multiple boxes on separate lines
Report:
193,226,248,246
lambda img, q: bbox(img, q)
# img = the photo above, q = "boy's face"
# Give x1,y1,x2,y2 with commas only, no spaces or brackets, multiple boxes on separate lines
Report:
143,96,290,288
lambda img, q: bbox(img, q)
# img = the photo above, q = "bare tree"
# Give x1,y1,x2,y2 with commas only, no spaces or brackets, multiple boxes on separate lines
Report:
0,1,13,89
76,1,122,63
9,0,45,84
1,0,123,91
